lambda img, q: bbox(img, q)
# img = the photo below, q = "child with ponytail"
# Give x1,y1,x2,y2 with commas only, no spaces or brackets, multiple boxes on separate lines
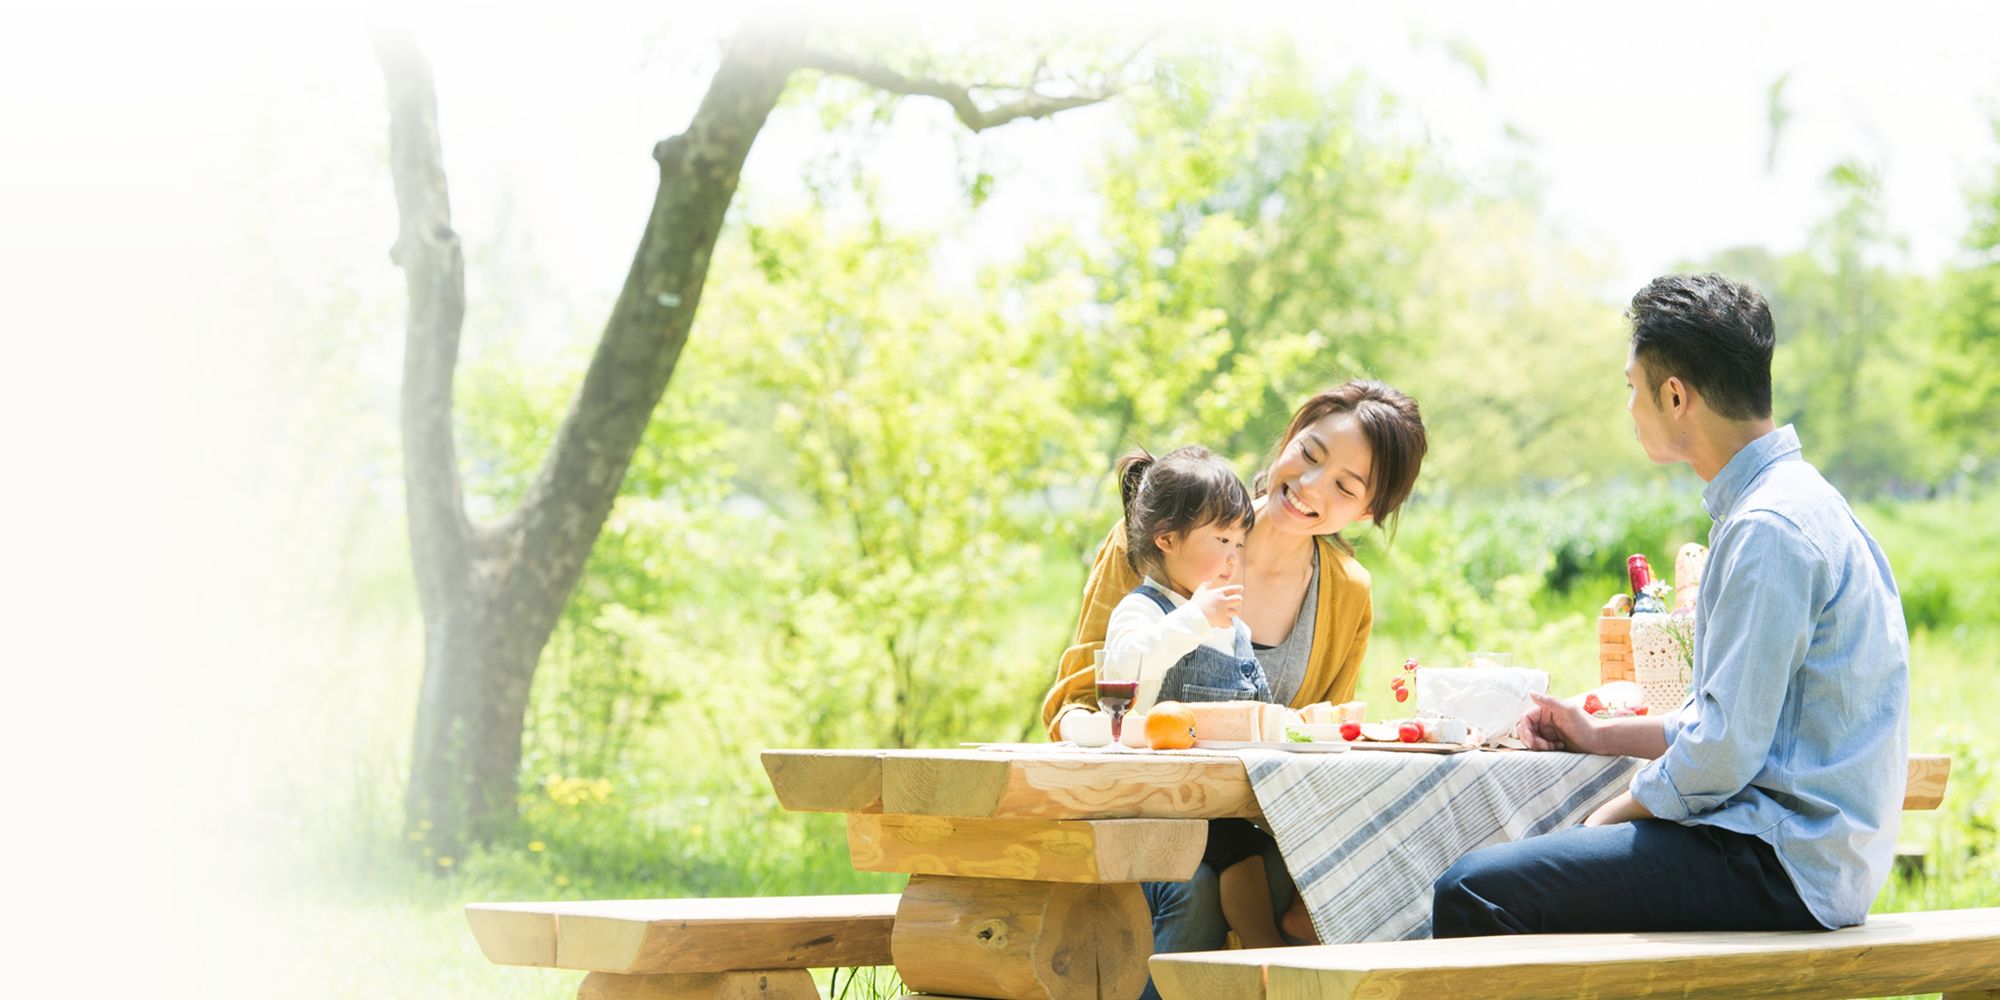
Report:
1102,444,1308,950
1102,445,1269,705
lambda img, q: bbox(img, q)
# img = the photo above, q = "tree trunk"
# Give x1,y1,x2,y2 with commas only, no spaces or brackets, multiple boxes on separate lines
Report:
373,21,806,845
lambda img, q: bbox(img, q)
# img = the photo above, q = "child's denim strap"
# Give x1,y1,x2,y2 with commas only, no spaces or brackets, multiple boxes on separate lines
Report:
1131,584,1178,615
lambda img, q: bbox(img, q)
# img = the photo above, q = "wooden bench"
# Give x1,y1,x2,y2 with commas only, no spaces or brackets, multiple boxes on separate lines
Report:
464,894,899,1000
1148,906,2000,1000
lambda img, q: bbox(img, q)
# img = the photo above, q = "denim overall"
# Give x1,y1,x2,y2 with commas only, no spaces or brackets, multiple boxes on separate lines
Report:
1132,585,1273,704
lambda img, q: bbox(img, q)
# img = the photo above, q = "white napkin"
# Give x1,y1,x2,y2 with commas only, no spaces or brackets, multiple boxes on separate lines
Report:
1415,666,1550,746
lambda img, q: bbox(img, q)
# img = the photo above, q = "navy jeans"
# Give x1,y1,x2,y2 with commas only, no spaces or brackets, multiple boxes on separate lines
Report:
1139,842,1298,1000
1432,819,1825,937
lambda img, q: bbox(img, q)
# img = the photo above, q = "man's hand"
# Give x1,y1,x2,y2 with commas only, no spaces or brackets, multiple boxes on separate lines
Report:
1582,790,1656,826
1190,581,1243,629
1517,691,1601,754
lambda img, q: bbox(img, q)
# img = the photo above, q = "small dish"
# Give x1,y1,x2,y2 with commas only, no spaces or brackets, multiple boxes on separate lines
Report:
1285,723,1345,742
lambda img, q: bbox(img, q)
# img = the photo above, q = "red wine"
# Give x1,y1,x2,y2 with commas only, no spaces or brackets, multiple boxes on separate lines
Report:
1096,681,1138,711
1096,680,1139,738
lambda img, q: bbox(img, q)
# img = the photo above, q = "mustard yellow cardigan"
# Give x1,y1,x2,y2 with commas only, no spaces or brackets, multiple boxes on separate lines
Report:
1039,518,1374,740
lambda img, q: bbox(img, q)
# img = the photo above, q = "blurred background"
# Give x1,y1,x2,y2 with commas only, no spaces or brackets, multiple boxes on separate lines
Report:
5,2,1999,997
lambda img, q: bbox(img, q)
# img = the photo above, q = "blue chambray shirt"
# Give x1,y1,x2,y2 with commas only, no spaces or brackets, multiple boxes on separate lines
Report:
1628,425,1910,929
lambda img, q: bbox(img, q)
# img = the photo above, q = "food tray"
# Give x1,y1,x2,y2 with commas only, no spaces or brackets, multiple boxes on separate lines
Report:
1192,740,1349,753
1344,741,1478,754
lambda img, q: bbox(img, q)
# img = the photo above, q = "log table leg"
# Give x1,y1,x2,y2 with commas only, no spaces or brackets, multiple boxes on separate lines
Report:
577,970,820,1000
891,874,1152,1000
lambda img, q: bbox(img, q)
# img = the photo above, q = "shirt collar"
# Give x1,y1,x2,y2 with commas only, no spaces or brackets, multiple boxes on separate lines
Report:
1141,576,1187,607
1702,424,1802,520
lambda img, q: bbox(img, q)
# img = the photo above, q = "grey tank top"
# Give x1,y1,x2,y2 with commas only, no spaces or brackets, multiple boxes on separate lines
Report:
1253,546,1318,706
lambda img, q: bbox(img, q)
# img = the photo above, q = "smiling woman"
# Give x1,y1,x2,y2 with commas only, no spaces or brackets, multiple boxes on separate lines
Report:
1040,379,1430,739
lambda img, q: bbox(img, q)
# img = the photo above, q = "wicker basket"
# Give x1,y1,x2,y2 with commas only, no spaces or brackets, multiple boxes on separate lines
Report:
1597,616,1633,685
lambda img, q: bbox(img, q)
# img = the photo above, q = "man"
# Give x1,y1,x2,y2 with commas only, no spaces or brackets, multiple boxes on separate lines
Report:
1432,272,1909,936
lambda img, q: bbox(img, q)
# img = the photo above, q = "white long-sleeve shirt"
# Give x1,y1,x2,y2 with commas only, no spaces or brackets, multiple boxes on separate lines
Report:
1104,576,1234,713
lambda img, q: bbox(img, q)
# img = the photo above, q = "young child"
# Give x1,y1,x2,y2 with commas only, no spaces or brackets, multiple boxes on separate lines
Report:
1103,445,1311,948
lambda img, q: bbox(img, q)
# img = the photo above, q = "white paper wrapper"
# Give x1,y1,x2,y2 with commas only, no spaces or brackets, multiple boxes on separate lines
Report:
1414,666,1550,746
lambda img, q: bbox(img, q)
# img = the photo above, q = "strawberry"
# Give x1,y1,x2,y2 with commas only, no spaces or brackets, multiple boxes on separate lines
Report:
1397,721,1425,743
1634,706,1650,716
1339,721,1361,741
1583,693,1605,715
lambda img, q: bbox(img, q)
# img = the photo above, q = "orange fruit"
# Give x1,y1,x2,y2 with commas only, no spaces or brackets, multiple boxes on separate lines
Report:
1145,701,1197,750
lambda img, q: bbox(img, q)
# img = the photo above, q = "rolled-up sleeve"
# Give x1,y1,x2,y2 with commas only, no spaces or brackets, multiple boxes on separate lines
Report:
1105,595,1215,685
1630,510,1822,821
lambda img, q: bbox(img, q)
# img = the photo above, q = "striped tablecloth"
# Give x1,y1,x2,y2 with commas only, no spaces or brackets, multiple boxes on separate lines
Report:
1239,748,1640,943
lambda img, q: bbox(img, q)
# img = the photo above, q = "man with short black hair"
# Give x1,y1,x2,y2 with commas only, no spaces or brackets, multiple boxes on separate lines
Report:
1431,272,1910,936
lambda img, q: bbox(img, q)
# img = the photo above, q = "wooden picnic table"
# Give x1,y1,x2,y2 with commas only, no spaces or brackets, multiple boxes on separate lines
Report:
760,746,1950,1000
460,747,1949,1000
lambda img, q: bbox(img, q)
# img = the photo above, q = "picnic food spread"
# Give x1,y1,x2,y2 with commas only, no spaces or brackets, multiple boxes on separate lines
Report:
1061,651,1569,751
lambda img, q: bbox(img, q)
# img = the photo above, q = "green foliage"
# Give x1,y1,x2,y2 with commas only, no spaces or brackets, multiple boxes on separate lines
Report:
1698,162,1949,498
1386,199,1650,492
1926,119,2000,468
1013,45,1432,481
705,203,1089,749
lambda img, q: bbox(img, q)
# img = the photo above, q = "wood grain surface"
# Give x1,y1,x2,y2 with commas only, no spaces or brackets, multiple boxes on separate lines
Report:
464,895,898,973
576,970,819,1000
1151,908,2000,1000
761,748,889,813
848,814,1206,882
760,749,1950,818
892,874,1150,1000
882,751,1263,820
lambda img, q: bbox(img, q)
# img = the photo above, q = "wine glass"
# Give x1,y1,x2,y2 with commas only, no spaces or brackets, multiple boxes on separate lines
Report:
1096,650,1142,744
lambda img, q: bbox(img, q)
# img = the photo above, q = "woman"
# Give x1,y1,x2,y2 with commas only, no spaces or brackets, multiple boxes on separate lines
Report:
1038,380,1427,984
1042,380,1429,736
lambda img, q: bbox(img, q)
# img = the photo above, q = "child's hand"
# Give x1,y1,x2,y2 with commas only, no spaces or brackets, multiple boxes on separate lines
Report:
1191,581,1243,629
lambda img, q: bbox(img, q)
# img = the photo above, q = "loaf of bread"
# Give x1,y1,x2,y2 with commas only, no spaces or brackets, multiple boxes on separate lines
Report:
1187,701,1284,742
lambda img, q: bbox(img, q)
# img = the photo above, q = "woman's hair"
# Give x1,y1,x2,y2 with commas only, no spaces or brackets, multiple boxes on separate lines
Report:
1253,380,1428,551
1117,445,1255,581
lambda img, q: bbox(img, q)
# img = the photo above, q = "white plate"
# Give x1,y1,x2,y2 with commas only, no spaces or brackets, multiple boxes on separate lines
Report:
1193,740,1349,753
1287,723,1345,741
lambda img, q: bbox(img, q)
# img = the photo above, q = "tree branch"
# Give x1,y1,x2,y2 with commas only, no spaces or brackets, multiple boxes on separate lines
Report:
370,20,472,614
799,47,1120,132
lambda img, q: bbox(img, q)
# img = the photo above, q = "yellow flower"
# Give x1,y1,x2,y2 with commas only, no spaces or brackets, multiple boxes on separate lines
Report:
408,831,425,841
437,857,455,868
555,875,571,887
528,841,546,852
418,820,434,830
